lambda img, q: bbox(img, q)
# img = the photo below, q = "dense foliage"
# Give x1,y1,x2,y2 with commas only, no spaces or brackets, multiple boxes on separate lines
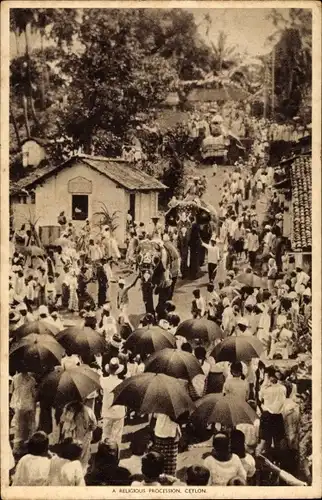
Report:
9,9,216,154
266,9,312,119
9,7,312,185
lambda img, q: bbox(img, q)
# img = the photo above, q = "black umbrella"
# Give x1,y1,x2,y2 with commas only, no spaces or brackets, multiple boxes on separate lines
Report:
10,333,65,373
144,348,203,381
124,326,176,356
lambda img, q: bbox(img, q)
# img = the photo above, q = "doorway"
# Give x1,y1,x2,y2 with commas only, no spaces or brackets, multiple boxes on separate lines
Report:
129,193,136,221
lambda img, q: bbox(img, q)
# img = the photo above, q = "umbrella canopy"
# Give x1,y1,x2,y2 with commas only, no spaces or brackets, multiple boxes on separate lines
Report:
12,320,60,340
16,245,44,257
56,327,106,359
144,348,203,381
176,319,225,344
112,373,195,421
211,336,265,362
38,365,100,407
53,237,70,247
236,272,266,288
165,200,214,226
123,326,176,356
9,333,65,374
191,394,257,428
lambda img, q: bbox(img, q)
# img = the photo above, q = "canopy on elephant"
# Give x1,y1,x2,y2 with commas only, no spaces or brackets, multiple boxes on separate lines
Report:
165,199,217,226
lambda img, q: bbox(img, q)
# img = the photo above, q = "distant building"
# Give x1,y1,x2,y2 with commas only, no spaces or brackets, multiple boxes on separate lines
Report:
10,154,166,244
21,137,49,168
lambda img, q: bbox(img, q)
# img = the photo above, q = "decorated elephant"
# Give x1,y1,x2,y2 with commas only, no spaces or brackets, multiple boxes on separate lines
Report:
135,238,180,317
165,198,217,279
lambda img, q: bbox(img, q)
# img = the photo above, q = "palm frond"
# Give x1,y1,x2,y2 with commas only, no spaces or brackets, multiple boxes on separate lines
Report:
93,202,120,233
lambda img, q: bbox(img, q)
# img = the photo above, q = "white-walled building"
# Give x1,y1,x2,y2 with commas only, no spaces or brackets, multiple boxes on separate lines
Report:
10,154,166,244
21,138,48,168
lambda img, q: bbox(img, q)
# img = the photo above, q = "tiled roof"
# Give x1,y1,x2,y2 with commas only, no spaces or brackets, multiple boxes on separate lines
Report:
10,163,60,195
10,154,166,195
290,155,312,251
81,155,166,191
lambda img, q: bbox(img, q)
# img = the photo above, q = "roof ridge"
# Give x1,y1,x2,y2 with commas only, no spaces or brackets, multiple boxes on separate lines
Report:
10,154,166,194
77,153,130,163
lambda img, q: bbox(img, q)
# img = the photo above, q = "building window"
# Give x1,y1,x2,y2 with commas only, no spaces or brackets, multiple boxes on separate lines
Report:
19,195,27,204
30,192,36,204
72,194,88,221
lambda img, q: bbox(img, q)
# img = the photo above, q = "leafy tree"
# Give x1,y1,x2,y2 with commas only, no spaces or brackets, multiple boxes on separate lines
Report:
9,7,219,184
50,9,177,152
266,8,312,119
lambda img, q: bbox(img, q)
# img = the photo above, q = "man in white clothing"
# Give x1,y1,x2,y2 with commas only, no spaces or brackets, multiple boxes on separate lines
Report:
101,358,126,446
201,236,221,283
256,369,286,455
221,297,235,336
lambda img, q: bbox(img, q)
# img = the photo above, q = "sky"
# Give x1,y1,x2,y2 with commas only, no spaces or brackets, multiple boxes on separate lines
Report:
10,7,291,59
189,8,291,57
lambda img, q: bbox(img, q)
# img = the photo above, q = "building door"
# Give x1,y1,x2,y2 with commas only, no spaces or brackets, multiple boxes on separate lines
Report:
129,193,136,221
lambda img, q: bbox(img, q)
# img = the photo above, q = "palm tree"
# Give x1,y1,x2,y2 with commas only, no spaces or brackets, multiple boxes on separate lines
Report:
33,9,56,110
210,31,240,72
10,9,40,132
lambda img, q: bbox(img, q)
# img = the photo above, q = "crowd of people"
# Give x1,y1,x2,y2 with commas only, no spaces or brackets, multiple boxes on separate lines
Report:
8,140,312,487
185,101,311,143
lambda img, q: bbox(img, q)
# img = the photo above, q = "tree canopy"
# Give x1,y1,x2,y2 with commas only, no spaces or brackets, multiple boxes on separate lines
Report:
10,8,218,156
267,8,312,119
9,7,312,158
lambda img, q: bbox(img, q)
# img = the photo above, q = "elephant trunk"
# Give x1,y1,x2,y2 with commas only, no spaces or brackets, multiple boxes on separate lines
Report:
141,280,155,315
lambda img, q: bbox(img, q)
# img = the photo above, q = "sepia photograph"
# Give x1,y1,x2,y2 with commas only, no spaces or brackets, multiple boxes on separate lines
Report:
1,2,321,499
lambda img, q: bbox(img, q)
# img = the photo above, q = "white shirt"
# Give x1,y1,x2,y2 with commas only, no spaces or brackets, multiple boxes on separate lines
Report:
101,375,126,419
203,244,220,264
47,456,85,486
195,297,206,316
61,354,81,370
237,420,260,450
247,233,259,252
222,306,235,332
204,453,247,486
231,181,238,194
12,455,51,486
259,382,286,414
154,413,181,439
241,454,256,478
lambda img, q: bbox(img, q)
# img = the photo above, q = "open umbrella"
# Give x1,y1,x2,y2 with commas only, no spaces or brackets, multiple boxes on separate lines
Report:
176,319,225,344
16,245,44,257
12,320,60,340
236,272,266,288
165,200,212,226
191,394,257,428
144,348,203,381
56,327,106,359
9,333,65,374
210,336,264,362
112,373,195,421
123,326,176,356
53,237,70,247
38,365,100,407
